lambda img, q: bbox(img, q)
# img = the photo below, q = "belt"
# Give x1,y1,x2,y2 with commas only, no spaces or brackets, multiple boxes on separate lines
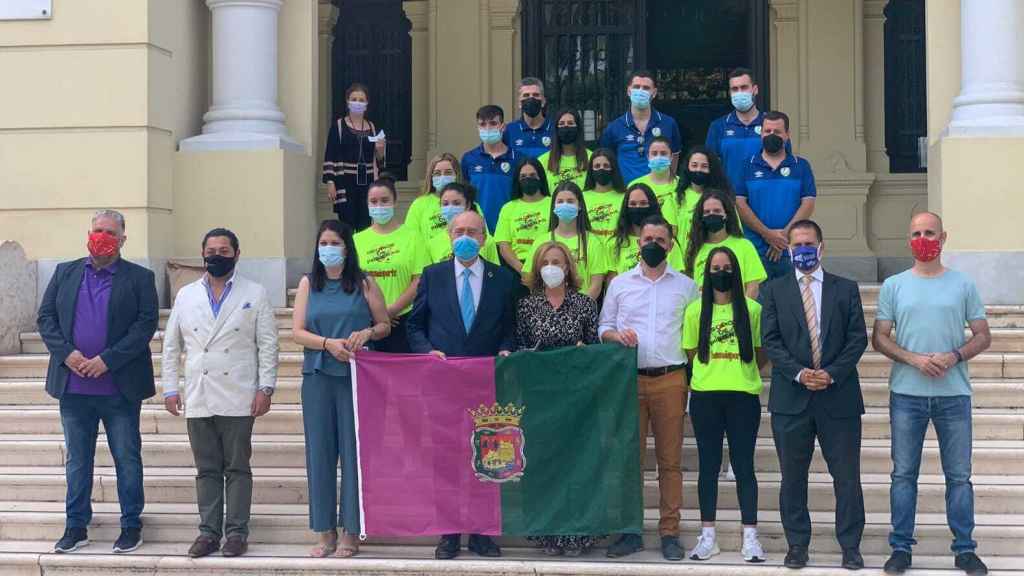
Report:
638,364,685,377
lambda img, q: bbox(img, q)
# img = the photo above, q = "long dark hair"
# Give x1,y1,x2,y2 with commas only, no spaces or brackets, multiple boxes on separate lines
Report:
510,157,550,201
613,182,660,260
583,148,627,193
684,189,744,276
546,181,592,266
676,146,732,204
697,246,753,364
310,219,365,294
547,108,588,177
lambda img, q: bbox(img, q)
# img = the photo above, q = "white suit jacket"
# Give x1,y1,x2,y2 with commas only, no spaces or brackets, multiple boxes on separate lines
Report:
161,274,279,418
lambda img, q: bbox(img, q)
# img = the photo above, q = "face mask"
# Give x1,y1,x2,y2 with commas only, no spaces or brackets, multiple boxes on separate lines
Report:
432,174,456,191
318,245,344,268
522,97,543,118
593,169,613,186
627,206,654,227
540,265,565,288
762,134,785,154
441,205,465,223
910,236,942,263
368,206,394,225
701,214,726,233
479,127,502,145
348,101,367,114
791,244,821,272
640,241,667,267
87,232,120,258
519,177,543,196
731,91,754,112
648,156,671,173
629,88,652,109
709,270,734,293
557,126,578,145
686,170,710,186
204,254,236,278
554,203,579,223
452,235,481,262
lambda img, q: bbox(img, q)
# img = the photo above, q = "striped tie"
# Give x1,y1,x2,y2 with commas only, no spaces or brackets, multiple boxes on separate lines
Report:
801,275,822,369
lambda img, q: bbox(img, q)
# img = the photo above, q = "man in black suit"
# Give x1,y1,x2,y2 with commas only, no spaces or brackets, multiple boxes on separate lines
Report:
37,210,159,555
761,219,868,570
407,209,517,559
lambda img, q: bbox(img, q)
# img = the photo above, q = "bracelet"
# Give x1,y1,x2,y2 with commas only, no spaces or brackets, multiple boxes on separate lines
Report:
952,349,964,363
323,336,328,351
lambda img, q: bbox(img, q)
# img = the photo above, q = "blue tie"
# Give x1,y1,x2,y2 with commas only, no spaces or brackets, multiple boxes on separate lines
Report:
460,268,476,332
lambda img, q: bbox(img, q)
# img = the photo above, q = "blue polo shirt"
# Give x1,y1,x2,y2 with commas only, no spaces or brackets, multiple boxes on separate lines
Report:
503,117,553,159
706,111,765,191
598,109,682,184
735,152,817,254
461,145,520,233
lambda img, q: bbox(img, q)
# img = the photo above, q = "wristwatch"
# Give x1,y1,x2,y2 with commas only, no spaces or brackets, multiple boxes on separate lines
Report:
952,349,964,364
259,387,274,397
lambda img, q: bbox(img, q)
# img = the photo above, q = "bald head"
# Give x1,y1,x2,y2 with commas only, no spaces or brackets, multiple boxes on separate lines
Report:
448,210,486,245
909,210,946,244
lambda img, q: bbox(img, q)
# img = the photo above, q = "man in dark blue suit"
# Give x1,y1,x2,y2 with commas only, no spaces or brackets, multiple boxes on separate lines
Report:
37,210,159,555
407,209,517,559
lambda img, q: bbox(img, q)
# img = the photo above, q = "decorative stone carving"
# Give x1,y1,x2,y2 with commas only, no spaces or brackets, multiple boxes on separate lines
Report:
0,242,37,356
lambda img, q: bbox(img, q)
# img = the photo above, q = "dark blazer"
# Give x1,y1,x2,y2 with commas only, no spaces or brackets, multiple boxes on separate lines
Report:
407,258,517,356
762,270,868,417
37,257,159,403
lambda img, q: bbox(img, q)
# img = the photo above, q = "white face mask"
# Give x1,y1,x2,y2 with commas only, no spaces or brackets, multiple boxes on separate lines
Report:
540,264,566,288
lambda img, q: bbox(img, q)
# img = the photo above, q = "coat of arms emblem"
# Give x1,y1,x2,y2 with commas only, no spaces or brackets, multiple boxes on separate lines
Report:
469,402,526,483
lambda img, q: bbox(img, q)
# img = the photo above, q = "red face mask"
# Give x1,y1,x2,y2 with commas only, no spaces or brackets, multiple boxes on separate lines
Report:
87,231,120,258
910,236,941,262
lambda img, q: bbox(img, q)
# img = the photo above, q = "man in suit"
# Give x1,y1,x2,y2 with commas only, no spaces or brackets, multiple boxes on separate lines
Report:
761,219,868,570
37,210,159,555
161,228,279,558
407,209,518,559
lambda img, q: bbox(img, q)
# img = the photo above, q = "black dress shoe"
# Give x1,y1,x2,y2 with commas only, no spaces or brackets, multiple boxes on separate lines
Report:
884,550,912,574
842,548,864,570
434,535,460,560
954,552,988,576
784,545,809,569
605,533,643,558
467,534,501,557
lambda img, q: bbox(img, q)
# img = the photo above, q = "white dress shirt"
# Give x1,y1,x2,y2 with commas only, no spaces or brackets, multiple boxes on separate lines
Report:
454,257,484,311
795,266,824,339
599,264,699,369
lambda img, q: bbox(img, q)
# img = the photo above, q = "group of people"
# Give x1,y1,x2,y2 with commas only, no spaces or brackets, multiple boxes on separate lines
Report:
32,67,991,576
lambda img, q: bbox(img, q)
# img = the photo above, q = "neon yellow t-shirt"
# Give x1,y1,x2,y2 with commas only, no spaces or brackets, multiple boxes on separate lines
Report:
583,190,624,249
688,235,767,290
538,149,591,193
629,174,680,226
682,298,763,395
608,235,686,275
521,230,609,295
353,226,430,316
493,197,553,262
427,233,500,265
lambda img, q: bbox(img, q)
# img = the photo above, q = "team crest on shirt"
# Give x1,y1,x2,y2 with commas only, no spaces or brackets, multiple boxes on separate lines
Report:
754,171,765,178
515,139,524,146
781,167,791,177
710,321,742,361
754,126,762,135
367,243,398,264
652,127,662,137
542,136,552,146
501,162,511,173
470,403,526,483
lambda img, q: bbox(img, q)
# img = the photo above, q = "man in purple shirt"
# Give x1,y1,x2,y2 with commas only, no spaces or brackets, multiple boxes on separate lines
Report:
37,210,159,555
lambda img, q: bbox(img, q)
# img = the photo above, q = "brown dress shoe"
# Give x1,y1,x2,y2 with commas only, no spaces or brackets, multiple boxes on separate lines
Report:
188,535,220,558
222,535,248,557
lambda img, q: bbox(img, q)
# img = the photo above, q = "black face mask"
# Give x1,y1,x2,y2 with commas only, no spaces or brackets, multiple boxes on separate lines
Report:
519,177,543,196
557,126,579,145
522,98,543,118
709,270,734,293
686,170,710,186
762,134,785,154
640,241,667,268
627,206,654,227
205,255,237,278
593,169,614,186
702,214,726,233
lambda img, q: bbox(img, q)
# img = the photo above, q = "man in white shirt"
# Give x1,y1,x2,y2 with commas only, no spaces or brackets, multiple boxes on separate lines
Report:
161,229,279,559
599,215,699,561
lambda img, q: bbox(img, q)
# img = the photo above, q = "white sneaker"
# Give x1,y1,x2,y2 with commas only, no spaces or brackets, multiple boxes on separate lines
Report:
742,532,766,563
688,533,720,561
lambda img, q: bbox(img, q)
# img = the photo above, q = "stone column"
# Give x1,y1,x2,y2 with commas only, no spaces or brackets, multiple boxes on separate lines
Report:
316,1,339,223
180,0,301,152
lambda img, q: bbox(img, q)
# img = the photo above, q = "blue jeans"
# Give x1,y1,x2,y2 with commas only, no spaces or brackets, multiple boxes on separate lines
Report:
59,393,144,530
888,392,975,554
760,251,793,281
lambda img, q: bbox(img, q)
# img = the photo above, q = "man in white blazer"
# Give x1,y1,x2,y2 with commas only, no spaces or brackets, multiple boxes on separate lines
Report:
161,228,279,559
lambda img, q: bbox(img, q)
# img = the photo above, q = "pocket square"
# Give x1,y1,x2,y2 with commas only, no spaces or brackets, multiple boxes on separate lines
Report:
243,302,252,309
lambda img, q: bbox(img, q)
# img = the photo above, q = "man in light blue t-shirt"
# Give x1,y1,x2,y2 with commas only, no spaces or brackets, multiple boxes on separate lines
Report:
872,212,992,576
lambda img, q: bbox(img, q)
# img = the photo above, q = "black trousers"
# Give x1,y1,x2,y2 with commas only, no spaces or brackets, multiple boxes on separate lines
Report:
771,395,865,550
689,390,761,525
374,313,411,353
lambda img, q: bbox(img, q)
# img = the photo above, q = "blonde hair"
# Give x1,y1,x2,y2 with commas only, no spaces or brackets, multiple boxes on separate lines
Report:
526,241,581,293
420,153,462,197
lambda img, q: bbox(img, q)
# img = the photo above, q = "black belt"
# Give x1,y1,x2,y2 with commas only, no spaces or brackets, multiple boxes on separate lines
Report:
638,364,685,377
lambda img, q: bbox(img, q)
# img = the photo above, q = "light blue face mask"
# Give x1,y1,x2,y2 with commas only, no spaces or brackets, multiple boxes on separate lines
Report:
441,205,465,223
731,91,755,112
629,88,652,109
554,203,580,223
648,156,672,173
368,206,394,225
479,127,502,145
452,235,481,261
432,174,456,192
318,245,344,268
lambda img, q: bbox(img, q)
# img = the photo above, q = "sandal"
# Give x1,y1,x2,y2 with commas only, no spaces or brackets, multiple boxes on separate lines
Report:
336,531,359,558
310,532,338,558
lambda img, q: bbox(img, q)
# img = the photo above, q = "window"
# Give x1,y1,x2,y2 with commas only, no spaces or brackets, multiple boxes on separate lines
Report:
884,0,927,173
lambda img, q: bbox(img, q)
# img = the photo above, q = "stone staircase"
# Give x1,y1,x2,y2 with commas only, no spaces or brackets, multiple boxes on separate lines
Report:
1,285,1023,575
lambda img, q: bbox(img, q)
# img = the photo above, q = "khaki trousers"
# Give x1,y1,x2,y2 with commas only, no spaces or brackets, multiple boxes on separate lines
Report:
638,370,688,536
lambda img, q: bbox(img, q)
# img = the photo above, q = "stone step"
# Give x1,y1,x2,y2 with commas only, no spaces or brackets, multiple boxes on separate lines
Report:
4,378,1024,409
2,434,1021,476
1,501,1022,557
